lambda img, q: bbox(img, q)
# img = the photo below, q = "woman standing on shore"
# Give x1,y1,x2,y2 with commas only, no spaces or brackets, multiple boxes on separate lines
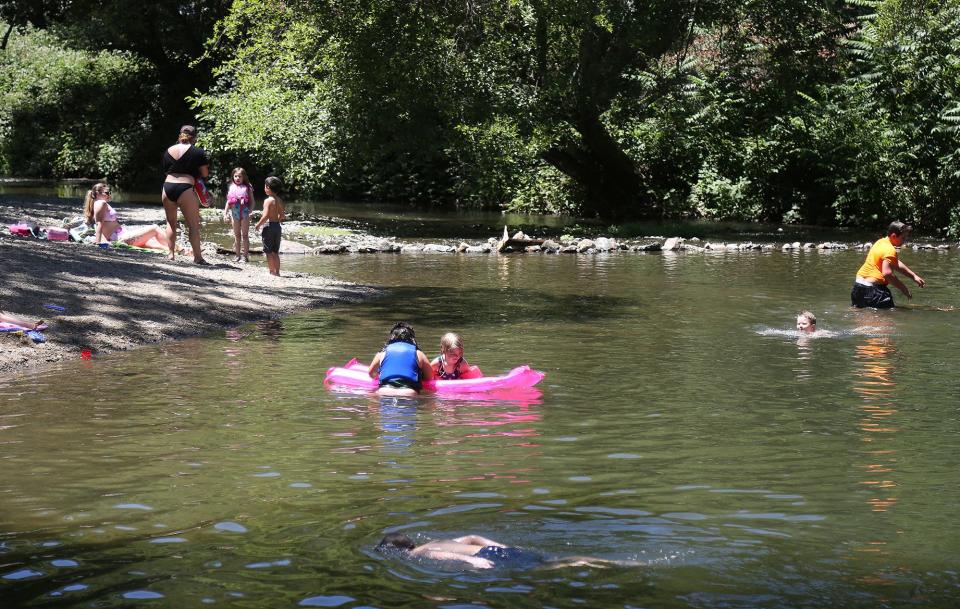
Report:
161,125,209,264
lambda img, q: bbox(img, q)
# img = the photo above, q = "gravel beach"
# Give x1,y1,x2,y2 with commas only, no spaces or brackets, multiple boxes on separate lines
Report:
0,195,374,377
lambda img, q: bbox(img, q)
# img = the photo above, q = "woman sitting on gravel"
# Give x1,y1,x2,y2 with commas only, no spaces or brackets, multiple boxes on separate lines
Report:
83,182,172,251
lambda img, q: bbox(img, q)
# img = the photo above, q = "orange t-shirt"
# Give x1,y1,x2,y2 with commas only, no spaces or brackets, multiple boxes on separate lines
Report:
856,237,897,284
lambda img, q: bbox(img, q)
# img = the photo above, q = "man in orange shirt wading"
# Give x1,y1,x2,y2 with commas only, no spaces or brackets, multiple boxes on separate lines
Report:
850,221,925,309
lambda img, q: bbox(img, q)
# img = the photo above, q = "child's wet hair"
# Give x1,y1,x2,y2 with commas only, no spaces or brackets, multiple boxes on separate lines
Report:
440,332,463,353
385,322,417,348
797,310,816,325
265,176,283,194
887,220,911,236
376,533,417,553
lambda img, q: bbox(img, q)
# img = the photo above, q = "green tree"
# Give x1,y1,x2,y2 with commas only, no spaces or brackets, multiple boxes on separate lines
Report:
0,26,159,180
822,0,960,230
1,0,232,182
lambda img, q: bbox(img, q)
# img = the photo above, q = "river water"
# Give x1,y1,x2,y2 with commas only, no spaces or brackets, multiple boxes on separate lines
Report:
2,200,960,608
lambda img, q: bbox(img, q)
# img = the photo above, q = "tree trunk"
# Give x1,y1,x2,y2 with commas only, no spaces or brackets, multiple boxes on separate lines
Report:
535,10,681,221
542,112,645,221
1,23,13,51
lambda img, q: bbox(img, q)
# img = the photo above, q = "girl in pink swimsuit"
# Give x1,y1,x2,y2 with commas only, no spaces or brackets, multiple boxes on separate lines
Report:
222,167,256,262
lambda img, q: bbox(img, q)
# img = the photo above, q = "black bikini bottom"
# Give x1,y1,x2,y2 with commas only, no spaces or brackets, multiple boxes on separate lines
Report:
163,182,193,202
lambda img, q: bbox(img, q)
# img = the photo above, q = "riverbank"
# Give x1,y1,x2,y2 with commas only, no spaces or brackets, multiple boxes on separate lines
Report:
1,199,375,377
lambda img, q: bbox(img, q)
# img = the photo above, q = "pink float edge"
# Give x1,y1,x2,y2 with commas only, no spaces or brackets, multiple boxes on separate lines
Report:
324,360,545,393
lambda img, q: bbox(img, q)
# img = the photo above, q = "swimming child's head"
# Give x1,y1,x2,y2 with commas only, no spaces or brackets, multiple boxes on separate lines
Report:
232,167,249,185
385,322,417,348
376,533,417,554
796,311,816,333
440,332,464,358
264,176,283,195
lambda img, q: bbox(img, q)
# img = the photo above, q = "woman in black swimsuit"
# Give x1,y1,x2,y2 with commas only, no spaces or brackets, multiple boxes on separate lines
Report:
161,125,209,264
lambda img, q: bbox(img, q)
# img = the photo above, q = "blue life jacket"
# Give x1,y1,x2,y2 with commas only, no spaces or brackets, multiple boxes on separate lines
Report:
379,342,419,383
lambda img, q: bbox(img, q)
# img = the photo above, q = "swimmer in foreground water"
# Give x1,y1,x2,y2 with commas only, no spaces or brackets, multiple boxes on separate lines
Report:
375,533,640,570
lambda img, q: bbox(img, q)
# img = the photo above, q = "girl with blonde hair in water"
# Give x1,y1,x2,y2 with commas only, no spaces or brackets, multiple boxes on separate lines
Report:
431,332,482,380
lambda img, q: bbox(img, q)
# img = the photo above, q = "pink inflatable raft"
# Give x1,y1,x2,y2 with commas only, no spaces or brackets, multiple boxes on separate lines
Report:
324,358,545,394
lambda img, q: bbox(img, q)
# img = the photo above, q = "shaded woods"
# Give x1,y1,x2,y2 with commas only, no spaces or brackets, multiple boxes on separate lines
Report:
2,1,959,232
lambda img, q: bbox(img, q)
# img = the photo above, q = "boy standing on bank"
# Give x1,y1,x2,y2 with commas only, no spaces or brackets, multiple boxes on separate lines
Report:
255,176,285,276
851,221,925,309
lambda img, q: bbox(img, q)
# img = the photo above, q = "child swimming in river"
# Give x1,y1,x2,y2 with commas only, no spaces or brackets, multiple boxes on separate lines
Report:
431,332,482,380
376,532,641,570
796,311,817,334
368,322,434,396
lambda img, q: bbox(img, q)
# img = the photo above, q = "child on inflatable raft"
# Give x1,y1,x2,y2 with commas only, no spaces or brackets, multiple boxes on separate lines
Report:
368,322,434,397
431,332,482,380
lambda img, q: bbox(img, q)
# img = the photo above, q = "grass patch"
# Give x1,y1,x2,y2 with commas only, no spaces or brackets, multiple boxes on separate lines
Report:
286,225,355,237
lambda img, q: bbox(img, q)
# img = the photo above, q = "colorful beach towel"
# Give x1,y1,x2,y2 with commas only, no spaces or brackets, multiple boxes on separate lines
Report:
0,322,48,332
0,322,47,343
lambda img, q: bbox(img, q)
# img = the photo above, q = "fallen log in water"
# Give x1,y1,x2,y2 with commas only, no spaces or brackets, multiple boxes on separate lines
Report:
496,226,544,253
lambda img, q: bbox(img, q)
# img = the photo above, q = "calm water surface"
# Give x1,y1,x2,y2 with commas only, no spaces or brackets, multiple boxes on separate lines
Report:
2,237,960,608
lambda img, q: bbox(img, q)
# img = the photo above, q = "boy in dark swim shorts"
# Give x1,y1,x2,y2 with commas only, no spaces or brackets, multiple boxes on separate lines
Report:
851,221,925,309
255,176,285,276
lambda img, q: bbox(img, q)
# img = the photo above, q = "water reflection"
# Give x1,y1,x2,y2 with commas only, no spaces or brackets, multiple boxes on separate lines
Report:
660,250,682,279
378,398,418,454
433,392,543,439
254,319,284,340
847,313,904,597
852,334,900,514
794,335,814,381
224,329,250,381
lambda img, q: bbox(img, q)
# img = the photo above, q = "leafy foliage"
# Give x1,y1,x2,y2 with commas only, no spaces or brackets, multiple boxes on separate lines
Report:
0,25,158,180
3,0,960,231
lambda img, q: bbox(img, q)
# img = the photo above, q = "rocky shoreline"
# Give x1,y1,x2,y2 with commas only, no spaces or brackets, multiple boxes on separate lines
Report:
281,222,956,255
